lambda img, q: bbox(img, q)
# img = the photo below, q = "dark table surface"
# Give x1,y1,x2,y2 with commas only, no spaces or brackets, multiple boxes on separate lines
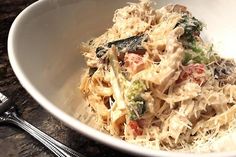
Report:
0,1,134,157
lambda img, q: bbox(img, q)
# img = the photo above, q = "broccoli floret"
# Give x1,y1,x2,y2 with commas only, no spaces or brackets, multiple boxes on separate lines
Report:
182,51,192,65
108,49,148,120
127,80,147,100
126,80,147,120
129,96,146,120
182,42,214,65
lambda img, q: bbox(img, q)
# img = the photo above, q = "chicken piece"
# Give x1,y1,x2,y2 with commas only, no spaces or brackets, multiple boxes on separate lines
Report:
165,82,201,105
124,53,147,75
134,27,184,89
161,111,192,143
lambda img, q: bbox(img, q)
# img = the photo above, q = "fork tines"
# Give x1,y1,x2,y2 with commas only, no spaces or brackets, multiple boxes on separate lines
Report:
0,93,8,103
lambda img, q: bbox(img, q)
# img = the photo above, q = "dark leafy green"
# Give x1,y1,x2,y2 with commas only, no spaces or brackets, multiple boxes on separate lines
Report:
175,14,216,65
176,14,203,46
88,67,98,77
96,35,146,58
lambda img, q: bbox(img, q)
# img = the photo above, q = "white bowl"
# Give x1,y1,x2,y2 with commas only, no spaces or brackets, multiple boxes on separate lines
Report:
7,0,236,156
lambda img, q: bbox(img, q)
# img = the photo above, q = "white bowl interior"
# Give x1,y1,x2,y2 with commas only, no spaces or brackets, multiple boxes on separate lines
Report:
8,0,236,156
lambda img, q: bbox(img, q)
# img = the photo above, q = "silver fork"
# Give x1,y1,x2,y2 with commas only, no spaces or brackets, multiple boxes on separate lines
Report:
0,92,85,157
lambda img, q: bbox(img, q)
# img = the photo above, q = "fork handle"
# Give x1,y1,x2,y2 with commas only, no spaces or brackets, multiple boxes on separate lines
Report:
4,112,84,157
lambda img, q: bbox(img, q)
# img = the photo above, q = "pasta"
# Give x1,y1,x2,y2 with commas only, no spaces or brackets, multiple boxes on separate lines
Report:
79,0,236,151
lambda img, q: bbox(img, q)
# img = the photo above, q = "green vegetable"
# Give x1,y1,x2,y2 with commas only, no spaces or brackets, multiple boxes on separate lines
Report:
176,14,203,45
127,80,147,100
129,97,146,120
176,15,217,65
192,55,208,64
108,50,148,120
126,80,147,120
182,51,192,65
188,42,203,53
182,42,216,65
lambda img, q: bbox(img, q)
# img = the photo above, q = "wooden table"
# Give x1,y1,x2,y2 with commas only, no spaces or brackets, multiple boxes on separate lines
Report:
0,1,133,157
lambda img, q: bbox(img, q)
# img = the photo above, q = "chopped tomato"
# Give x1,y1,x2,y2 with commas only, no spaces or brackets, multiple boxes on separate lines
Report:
128,120,143,136
177,64,206,85
124,53,146,75
137,119,145,128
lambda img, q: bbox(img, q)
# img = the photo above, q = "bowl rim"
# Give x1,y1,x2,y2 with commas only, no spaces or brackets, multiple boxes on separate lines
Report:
7,0,236,156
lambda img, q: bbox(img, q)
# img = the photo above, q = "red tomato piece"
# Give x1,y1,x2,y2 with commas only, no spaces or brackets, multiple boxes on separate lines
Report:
177,64,206,85
129,120,143,136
